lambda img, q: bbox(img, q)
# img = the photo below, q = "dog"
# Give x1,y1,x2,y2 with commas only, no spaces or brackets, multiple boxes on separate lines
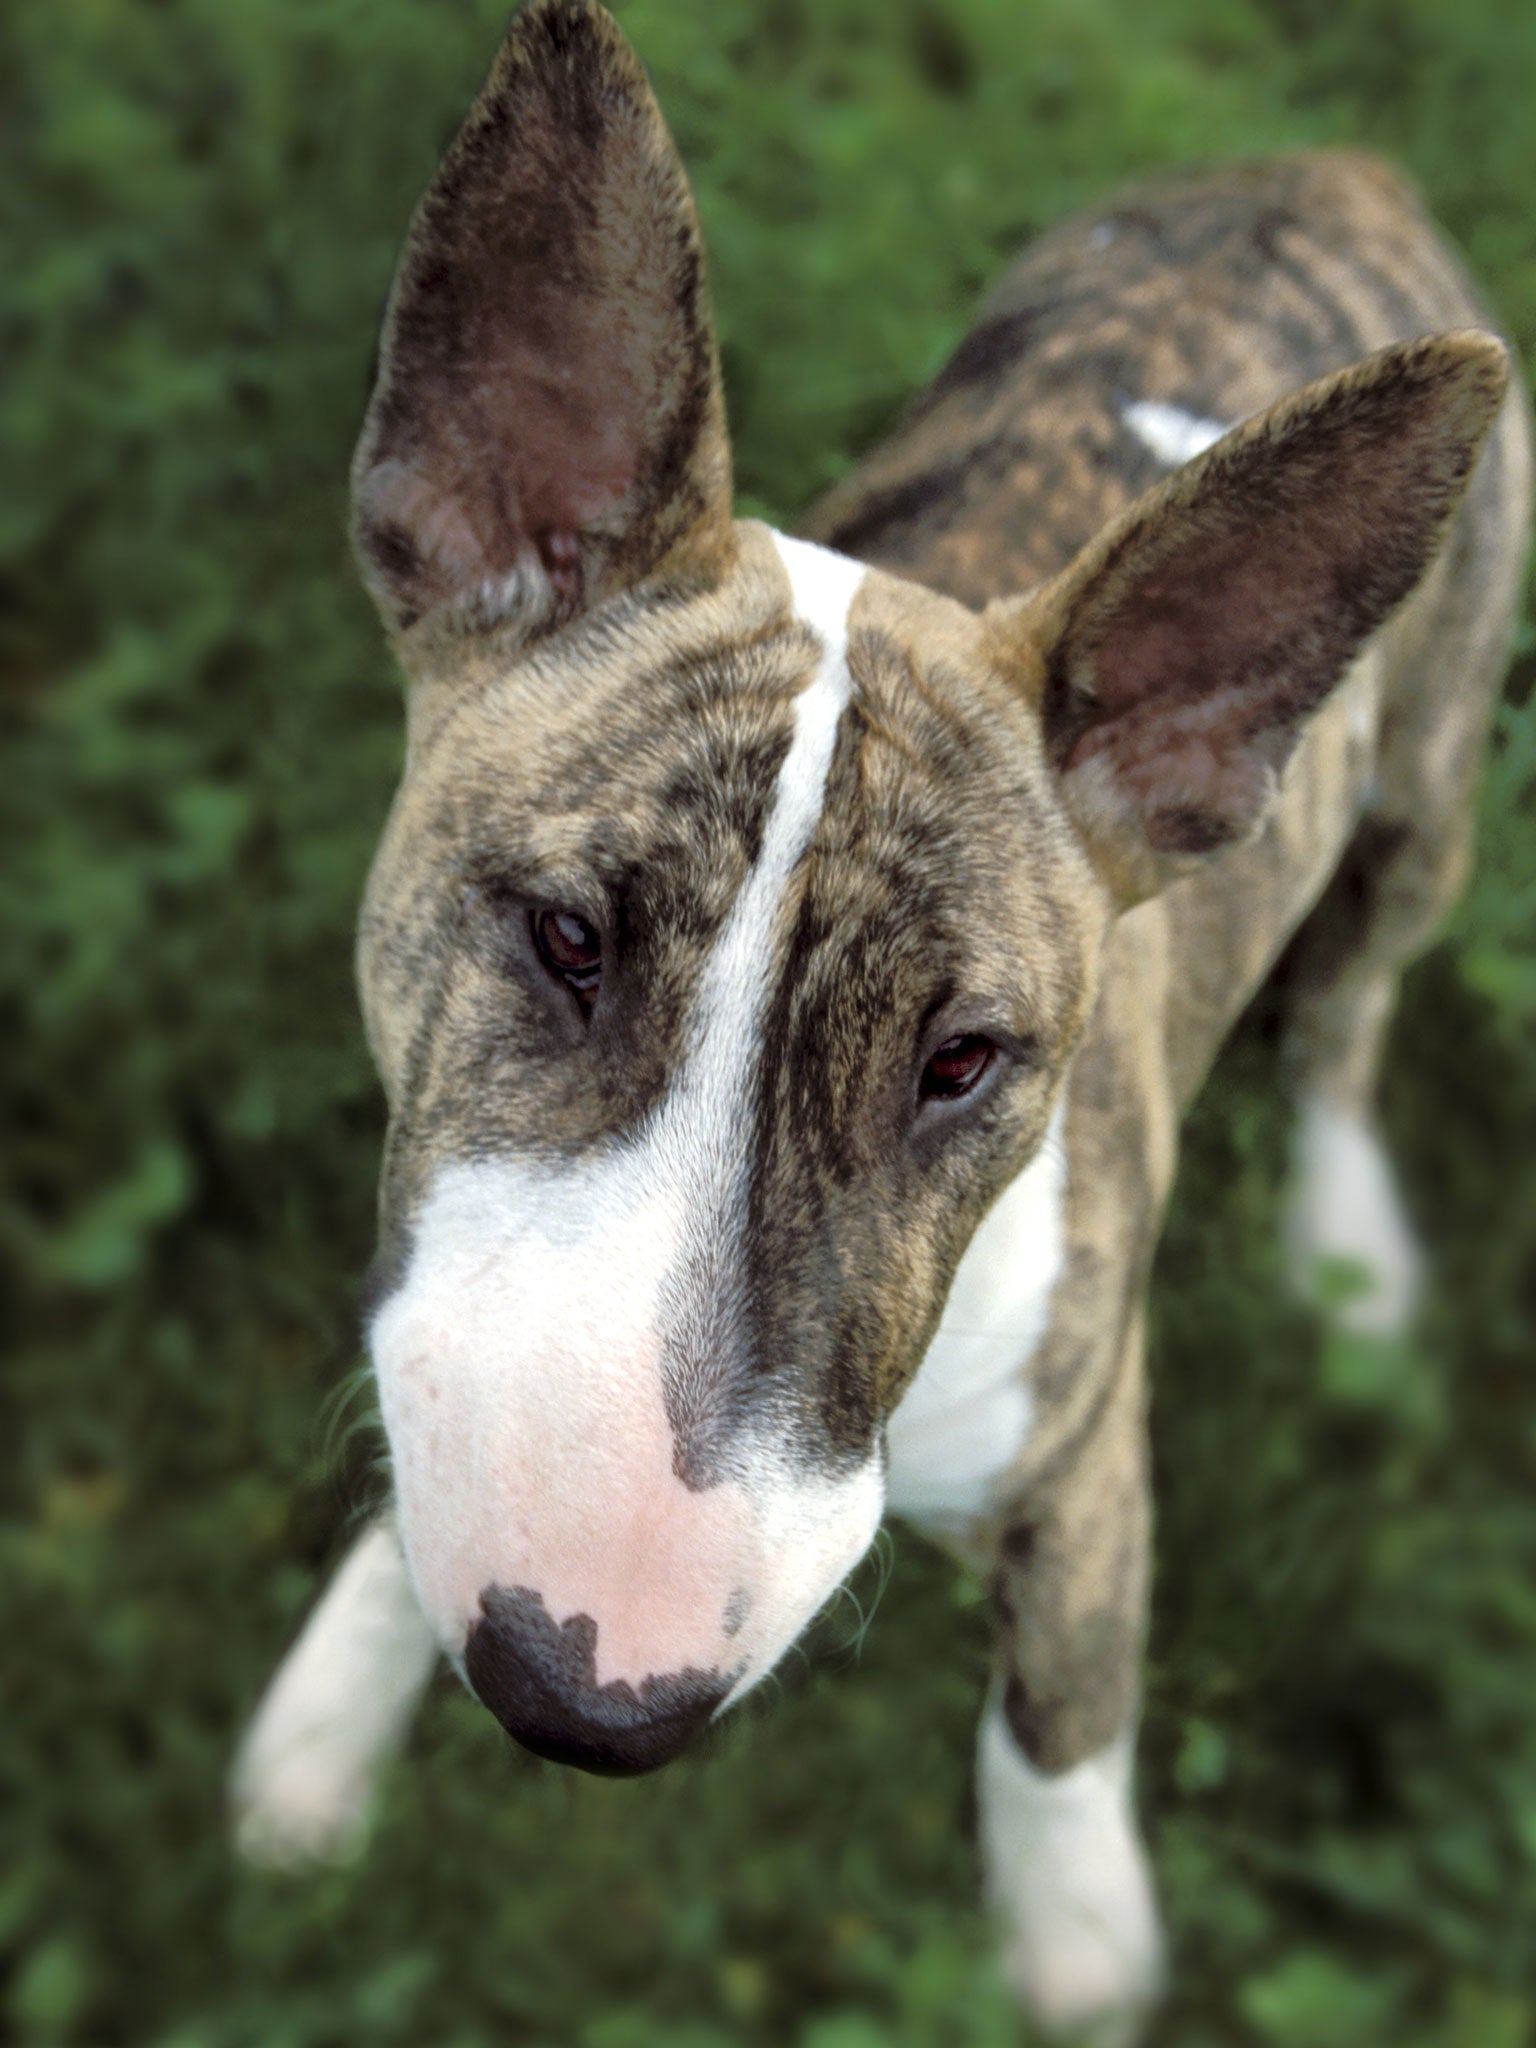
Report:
231,1,1532,2034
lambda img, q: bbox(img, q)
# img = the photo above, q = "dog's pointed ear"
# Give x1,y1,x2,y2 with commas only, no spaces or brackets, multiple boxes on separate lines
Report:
351,0,732,642
989,333,1508,906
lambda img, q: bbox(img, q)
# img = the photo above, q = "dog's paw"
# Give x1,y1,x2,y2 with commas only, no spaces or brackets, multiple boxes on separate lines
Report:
1284,1098,1422,1339
978,1706,1163,2043
230,1732,378,1870
230,1518,441,1870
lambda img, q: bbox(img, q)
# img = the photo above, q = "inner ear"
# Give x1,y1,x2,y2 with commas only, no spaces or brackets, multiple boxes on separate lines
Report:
352,0,732,641
1008,332,1509,903
1053,506,1346,855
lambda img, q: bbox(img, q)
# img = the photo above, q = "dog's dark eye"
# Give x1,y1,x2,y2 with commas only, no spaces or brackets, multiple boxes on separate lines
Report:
532,908,602,1008
920,1033,995,1102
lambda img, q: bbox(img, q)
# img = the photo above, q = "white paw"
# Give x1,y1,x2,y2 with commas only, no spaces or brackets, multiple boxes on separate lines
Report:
1284,1099,1422,1338
978,1704,1163,2042
231,1736,377,1869
230,1520,440,1869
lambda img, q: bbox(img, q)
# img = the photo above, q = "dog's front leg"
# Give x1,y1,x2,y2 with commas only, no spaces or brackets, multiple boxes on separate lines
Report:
979,1316,1162,2044
231,1513,439,1867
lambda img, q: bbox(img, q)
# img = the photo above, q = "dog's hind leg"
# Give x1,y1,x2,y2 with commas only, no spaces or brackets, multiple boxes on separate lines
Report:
1280,437,1530,1337
1283,743,1498,1338
231,1513,439,1867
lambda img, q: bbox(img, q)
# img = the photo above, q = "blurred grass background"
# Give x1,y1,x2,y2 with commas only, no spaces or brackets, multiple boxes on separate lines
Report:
4,0,1535,2043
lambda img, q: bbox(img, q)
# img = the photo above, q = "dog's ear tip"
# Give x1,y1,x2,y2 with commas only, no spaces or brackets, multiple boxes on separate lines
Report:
495,0,640,76
1360,330,1513,484
1357,329,1511,432
1436,328,1512,423
1428,325,1509,374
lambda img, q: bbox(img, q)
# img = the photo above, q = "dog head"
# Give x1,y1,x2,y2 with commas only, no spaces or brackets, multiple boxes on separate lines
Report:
351,0,1505,1772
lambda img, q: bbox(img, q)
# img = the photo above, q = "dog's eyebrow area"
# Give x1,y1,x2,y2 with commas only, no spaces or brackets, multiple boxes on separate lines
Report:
367,532,890,1774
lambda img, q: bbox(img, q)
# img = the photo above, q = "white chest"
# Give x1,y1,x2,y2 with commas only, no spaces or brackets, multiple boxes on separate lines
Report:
884,1108,1067,1532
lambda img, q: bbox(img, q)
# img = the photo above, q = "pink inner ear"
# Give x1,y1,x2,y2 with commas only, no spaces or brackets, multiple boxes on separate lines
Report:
484,334,647,530
538,528,584,603
359,317,649,621
1062,509,1348,850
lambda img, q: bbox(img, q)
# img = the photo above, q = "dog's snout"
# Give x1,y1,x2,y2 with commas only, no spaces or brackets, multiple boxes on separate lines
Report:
464,1584,730,1776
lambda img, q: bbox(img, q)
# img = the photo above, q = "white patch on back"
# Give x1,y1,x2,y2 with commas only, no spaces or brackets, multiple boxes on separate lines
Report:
1121,398,1229,468
885,1102,1067,1531
370,528,884,1700
978,1696,1163,2035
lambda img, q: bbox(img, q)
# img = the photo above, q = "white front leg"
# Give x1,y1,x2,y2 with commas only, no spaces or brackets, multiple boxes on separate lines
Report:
977,1696,1163,2044
231,1515,440,1867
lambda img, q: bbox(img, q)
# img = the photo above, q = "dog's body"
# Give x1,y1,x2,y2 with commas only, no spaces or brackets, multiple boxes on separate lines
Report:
233,5,1532,2034
837,149,1533,1538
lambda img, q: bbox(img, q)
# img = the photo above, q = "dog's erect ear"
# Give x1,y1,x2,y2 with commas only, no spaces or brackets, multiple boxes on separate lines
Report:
991,333,1508,905
352,0,731,641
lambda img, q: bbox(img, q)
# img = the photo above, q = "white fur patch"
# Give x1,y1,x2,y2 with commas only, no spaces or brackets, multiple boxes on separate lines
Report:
885,1102,1067,1530
978,1697,1163,2038
370,529,883,1703
1121,398,1229,469
1284,1096,1422,1337
769,529,869,646
675,531,863,1170
231,1519,439,1867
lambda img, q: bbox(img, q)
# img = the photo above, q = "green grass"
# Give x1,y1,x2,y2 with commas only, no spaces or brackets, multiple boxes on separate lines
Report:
4,1,1534,2043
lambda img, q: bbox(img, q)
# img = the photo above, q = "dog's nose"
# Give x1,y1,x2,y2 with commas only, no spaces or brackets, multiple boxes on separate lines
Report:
464,1585,729,1775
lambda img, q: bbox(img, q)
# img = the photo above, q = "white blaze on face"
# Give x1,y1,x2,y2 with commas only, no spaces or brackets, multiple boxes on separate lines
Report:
371,530,882,1700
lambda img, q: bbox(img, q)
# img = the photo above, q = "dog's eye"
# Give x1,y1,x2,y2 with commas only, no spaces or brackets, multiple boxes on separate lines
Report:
532,907,602,1009
920,1033,995,1102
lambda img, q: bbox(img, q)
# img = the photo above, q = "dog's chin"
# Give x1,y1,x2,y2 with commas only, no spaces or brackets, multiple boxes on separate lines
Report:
509,1722,699,1778
494,1698,734,1778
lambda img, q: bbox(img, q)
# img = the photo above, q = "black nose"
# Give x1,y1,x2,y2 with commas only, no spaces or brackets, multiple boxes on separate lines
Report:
464,1585,730,1776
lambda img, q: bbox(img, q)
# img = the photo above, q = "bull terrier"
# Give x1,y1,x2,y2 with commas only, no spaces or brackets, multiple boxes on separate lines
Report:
231,1,1532,2034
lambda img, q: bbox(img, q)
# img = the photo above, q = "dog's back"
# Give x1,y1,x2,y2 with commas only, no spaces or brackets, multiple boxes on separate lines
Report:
809,152,1529,607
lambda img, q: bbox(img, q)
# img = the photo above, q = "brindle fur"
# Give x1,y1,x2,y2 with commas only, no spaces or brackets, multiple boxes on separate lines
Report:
300,0,1531,1992
805,156,1531,1767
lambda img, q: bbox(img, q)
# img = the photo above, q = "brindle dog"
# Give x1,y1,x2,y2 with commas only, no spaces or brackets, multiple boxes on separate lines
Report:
232,3,1532,2035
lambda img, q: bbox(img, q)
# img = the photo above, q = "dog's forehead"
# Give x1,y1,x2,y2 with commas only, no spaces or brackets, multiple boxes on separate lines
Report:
398,523,1055,920
434,566,808,896
362,524,1098,1212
